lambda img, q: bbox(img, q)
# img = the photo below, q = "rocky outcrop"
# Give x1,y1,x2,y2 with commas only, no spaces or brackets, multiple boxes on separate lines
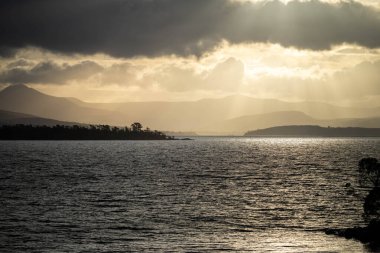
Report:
325,219,380,249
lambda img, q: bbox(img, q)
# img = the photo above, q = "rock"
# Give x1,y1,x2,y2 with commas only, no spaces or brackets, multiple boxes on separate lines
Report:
324,220,380,249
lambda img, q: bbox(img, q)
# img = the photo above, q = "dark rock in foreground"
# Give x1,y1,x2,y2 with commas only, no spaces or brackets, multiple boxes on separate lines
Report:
325,158,380,250
324,220,380,249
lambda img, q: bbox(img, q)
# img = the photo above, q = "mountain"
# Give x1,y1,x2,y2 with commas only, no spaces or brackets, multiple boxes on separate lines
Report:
0,84,127,125
203,111,318,134
0,110,81,126
244,125,380,137
205,111,380,134
87,95,380,132
93,94,380,119
1,85,379,133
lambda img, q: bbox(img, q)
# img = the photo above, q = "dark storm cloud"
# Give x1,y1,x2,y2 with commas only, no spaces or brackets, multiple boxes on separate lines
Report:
0,0,380,57
0,61,103,84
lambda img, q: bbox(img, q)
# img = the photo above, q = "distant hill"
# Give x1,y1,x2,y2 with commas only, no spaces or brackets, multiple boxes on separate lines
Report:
0,109,80,126
0,84,128,125
1,85,379,133
0,124,172,140
88,95,380,132
203,111,319,134
244,125,380,137
206,111,380,134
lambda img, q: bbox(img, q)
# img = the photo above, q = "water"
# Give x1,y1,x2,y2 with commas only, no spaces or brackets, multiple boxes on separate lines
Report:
0,137,379,252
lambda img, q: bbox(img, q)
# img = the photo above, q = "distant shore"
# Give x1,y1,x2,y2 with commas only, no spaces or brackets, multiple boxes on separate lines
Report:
0,124,174,140
245,125,380,137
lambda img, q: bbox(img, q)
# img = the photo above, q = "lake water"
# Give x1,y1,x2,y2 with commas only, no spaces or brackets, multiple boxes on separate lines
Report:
0,137,379,252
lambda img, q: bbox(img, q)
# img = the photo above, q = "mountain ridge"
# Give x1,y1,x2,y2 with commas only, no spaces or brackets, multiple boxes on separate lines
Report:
0,84,129,125
209,111,380,134
1,84,379,133
0,109,83,126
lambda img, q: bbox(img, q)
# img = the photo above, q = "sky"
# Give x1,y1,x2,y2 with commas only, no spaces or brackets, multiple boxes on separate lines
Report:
0,0,380,107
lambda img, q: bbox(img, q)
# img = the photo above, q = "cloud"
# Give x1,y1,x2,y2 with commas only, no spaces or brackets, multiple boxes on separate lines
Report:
143,57,245,91
205,57,245,90
6,59,35,69
1,52,378,103
331,60,380,97
0,0,379,58
100,63,142,86
0,61,103,84
247,60,380,101
0,56,245,92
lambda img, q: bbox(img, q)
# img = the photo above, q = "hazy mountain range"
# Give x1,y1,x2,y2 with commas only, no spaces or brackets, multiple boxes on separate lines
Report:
0,110,80,126
1,84,380,135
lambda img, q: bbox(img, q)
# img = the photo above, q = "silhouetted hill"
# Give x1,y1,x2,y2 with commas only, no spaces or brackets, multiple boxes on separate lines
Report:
1,85,379,133
85,96,380,131
204,111,319,134
84,95,380,132
0,109,81,126
208,111,380,134
0,84,127,125
244,125,380,137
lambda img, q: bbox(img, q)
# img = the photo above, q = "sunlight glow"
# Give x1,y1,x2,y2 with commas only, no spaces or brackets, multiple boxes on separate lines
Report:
2,42,380,107
234,0,380,9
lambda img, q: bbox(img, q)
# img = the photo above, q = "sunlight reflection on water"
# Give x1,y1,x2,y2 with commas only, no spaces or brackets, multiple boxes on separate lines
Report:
0,137,379,252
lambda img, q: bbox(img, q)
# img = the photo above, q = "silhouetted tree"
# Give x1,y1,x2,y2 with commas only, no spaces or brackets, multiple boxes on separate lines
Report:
359,158,380,188
359,158,380,221
131,122,143,132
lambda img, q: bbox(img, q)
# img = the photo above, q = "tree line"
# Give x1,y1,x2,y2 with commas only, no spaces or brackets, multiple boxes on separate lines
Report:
0,123,174,140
